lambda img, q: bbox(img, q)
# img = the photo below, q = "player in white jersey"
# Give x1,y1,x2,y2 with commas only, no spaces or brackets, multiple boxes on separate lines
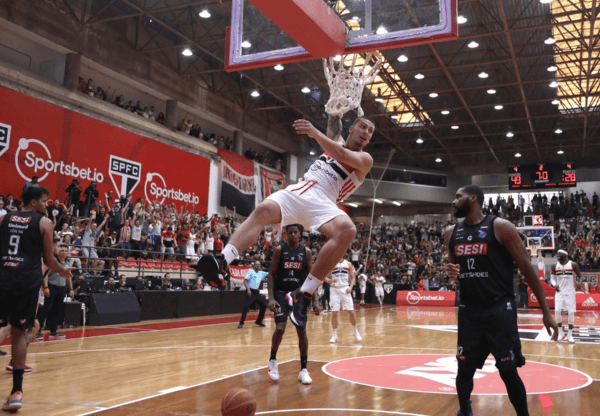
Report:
199,115,375,331
326,257,361,343
357,265,368,306
537,250,546,281
551,249,581,343
371,271,386,306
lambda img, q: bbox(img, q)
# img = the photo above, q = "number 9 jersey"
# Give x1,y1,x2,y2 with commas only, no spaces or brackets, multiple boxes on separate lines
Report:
0,211,44,294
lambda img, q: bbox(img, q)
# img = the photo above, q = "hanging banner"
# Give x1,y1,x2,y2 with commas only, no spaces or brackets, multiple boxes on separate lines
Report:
0,85,210,212
260,166,287,200
229,264,252,289
218,148,256,217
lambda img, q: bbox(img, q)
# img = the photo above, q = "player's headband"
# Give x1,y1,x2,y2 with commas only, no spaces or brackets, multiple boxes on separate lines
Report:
557,249,568,256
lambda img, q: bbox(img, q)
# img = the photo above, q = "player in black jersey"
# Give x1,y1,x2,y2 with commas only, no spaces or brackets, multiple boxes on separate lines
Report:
444,185,557,416
266,224,314,385
0,187,72,411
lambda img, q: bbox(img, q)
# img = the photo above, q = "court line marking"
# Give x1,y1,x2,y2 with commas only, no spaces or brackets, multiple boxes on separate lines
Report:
321,354,594,396
75,359,295,416
256,409,428,415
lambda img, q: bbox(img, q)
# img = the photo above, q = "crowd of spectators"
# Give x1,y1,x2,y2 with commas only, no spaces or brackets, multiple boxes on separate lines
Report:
243,148,283,171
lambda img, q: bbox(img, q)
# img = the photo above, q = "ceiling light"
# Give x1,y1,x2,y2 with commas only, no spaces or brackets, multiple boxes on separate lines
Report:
478,72,489,78
397,54,408,62
348,203,358,207
415,73,425,79
451,125,459,130
515,153,521,157
441,110,450,115
374,199,383,204
149,19,153,22
557,150,564,154
545,37,556,45
552,99,560,105
506,132,514,138
457,15,467,24
435,158,442,163
393,201,402,206
547,65,558,72
199,10,211,18
468,41,479,48
416,138,424,144
494,105,503,110
182,48,193,56
376,26,388,35
549,81,558,88
391,115,399,120
540,0,554,3
429,92,439,98
555,128,563,134
309,151,315,155
251,91,260,97
487,89,496,94
301,87,311,93
352,16,360,21
241,40,252,48
375,98,384,102
274,64,284,71
334,55,342,62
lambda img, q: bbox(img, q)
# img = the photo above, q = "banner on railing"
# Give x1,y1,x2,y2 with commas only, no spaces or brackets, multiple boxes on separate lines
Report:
229,264,252,289
218,148,257,217
260,166,286,200
0,86,210,212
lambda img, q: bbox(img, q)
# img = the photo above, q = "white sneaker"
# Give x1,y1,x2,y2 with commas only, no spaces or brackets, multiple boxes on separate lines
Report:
268,359,279,381
298,369,312,385
557,328,566,341
354,331,362,342
329,333,338,343
567,332,576,344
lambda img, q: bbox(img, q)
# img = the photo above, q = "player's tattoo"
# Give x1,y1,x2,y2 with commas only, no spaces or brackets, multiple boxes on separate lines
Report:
327,115,342,141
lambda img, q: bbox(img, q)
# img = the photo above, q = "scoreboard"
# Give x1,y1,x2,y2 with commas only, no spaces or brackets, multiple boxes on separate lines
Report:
508,162,576,190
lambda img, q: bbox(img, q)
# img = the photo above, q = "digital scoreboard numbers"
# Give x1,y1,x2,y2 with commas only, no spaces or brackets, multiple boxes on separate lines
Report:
509,162,576,190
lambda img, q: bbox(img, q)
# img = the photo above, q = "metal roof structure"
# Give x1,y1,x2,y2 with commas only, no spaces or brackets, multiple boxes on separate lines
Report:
63,0,599,171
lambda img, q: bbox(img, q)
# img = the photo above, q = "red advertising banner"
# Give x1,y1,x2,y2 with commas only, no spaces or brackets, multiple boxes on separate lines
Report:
218,148,256,217
0,86,210,211
396,291,456,307
229,265,252,280
528,289,600,310
260,166,286,199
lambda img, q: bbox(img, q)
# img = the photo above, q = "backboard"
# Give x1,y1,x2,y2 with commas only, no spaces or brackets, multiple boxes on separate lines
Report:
517,226,555,257
225,0,458,72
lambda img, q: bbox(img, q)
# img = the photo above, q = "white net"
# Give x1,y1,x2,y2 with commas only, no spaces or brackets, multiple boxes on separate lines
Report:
323,53,383,117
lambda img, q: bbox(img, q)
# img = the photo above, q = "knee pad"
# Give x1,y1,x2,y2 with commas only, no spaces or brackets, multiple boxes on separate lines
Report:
568,311,575,325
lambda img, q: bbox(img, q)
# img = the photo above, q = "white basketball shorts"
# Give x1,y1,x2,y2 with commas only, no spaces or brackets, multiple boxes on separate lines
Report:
555,291,576,313
360,282,366,294
375,286,384,298
330,287,354,312
266,186,348,232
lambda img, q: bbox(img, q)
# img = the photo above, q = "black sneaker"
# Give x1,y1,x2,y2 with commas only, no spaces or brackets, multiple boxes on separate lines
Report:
49,332,66,339
194,254,228,288
255,322,266,327
33,332,43,341
455,400,473,416
0,351,6,356
237,323,244,329
286,289,313,331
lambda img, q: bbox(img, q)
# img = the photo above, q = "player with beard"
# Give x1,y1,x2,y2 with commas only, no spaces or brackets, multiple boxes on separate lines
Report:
551,249,581,343
266,224,314,384
444,185,557,416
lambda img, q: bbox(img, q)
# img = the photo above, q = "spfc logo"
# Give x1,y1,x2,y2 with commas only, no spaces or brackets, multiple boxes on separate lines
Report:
109,155,141,197
384,284,393,294
0,122,11,158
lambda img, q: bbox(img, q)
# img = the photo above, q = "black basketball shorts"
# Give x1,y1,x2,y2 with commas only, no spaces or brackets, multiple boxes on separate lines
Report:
0,287,40,330
273,290,293,324
457,297,525,371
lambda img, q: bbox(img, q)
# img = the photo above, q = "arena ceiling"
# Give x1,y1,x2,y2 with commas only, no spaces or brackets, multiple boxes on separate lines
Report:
59,0,599,171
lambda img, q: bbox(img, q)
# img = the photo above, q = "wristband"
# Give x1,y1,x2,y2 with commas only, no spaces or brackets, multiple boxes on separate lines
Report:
44,287,48,289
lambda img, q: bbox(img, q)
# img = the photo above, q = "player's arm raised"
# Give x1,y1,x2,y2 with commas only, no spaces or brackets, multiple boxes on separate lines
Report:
293,119,373,174
267,246,281,312
327,115,344,145
494,218,558,340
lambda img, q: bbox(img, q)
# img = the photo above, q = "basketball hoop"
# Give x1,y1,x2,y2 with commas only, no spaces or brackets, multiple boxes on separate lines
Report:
323,52,383,117
529,243,539,258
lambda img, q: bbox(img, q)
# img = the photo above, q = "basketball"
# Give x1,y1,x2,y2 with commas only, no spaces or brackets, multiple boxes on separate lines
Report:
221,388,256,416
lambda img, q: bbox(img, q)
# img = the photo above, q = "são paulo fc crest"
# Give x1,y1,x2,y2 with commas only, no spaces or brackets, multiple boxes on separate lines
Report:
109,155,141,197
0,122,10,158
384,284,393,294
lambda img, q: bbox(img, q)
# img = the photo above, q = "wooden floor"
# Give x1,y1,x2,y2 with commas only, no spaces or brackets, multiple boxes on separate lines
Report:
1,305,599,415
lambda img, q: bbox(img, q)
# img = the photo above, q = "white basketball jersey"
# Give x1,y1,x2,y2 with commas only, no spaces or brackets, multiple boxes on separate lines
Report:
555,260,576,294
331,259,351,288
358,273,368,284
300,152,363,204
374,275,385,288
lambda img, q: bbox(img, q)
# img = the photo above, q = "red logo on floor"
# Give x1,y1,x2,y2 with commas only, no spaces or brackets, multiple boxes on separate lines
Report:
322,354,592,395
